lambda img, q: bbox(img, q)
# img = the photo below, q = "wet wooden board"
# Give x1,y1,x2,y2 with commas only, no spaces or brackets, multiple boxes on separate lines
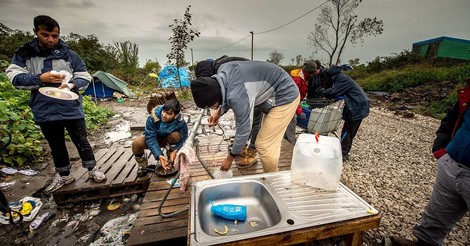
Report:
126,136,294,246
52,148,151,206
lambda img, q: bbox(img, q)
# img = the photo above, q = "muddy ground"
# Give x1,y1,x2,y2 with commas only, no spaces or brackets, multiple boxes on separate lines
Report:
0,82,462,245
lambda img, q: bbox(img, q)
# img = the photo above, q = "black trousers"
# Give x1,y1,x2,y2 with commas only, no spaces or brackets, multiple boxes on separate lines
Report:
39,119,96,172
340,119,363,157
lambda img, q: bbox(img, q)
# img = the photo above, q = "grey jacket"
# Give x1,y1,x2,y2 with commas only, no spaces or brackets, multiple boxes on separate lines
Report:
214,61,299,155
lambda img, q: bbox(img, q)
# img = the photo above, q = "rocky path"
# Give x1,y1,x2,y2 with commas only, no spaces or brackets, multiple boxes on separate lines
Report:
342,108,469,245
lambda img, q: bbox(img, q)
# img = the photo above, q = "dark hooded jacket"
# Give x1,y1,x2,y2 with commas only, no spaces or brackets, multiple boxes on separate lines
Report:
313,67,370,122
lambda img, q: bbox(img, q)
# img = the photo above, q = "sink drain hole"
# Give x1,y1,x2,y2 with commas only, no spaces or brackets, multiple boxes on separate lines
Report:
248,218,261,228
287,219,295,225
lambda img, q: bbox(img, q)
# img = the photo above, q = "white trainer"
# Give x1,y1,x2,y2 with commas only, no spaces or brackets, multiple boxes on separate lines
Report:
89,167,107,182
45,173,75,193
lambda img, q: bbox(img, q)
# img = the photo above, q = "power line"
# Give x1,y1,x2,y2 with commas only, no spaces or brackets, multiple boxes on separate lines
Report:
207,34,251,52
254,0,329,35
200,0,328,53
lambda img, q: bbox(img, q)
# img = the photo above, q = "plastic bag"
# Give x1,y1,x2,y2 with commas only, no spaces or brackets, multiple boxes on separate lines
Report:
212,169,233,179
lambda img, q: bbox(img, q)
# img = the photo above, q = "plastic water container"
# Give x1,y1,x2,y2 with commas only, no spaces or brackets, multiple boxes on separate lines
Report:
291,133,343,190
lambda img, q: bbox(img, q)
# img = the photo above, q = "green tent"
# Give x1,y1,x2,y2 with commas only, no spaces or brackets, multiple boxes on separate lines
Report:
84,71,134,98
412,36,470,61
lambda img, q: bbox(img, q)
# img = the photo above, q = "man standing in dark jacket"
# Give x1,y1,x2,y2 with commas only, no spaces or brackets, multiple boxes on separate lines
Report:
311,62,370,160
391,78,470,245
5,15,106,193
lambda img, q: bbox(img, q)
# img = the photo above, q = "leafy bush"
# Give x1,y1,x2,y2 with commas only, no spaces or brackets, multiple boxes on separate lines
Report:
0,73,43,166
0,72,114,167
357,64,470,93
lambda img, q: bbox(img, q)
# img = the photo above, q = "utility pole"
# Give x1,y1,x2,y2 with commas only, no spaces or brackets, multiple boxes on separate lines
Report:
190,48,194,66
250,31,254,60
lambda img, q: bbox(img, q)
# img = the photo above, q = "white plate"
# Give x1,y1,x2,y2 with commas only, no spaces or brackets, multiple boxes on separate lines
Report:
38,87,79,101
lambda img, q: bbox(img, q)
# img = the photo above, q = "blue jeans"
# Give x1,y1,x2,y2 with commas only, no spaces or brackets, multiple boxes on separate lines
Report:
413,154,470,245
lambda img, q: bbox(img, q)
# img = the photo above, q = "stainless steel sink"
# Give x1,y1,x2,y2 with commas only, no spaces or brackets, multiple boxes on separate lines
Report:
197,180,282,236
190,171,379,245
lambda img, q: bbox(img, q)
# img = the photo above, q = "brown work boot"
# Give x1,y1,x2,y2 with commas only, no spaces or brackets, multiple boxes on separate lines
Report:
235,155,257,168
135,156,148,168
246,147,257,158
235,147,257,168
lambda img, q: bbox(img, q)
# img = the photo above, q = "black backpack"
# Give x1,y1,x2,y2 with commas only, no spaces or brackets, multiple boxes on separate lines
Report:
0,190,22,224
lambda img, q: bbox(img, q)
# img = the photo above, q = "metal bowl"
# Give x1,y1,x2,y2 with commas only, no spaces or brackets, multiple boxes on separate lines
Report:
155,165,177,177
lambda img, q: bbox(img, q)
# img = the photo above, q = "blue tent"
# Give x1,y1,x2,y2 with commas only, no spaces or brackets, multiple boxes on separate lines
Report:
84,71,133,98
158,65,190,88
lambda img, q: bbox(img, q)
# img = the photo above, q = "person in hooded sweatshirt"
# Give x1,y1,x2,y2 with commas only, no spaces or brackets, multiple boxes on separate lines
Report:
190,60,300,173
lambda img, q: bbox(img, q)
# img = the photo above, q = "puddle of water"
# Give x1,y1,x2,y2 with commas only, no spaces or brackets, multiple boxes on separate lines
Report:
105,121,132,144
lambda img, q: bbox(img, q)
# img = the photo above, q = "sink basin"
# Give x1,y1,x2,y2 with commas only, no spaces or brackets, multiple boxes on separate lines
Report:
197,180,282,236
190,171,379,245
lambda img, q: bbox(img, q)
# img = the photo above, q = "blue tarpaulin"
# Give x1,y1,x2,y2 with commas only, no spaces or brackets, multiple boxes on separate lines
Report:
158,65,191,88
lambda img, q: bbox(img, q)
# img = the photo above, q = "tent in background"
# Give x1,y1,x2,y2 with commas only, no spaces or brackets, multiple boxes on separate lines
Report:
158,65,190,88
84,71,134,98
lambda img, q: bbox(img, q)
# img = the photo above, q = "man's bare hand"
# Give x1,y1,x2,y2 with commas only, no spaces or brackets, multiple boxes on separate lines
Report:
159,155,171,170
169,150,178,163
208,108,221,127
220,155,234,171
40,71,65,83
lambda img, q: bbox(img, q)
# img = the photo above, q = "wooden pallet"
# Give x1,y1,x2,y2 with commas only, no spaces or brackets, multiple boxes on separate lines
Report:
52,148,151,205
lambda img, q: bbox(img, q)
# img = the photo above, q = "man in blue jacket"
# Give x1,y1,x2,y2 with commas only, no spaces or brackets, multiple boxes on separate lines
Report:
391,78,470,245
131,99,188,172
311,62,370,160
5,15,106,193
191,61,300,173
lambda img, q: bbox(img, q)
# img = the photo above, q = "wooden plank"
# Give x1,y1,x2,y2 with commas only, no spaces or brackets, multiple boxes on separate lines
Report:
53,148,151,205
69,148,123,189
134,212,187,227
59,148,118,192
127,226,187,246
113,162,138,185
106,150,134,186
140,197,189,210
137,203,189,218
215,214,381,246
143,189,190,203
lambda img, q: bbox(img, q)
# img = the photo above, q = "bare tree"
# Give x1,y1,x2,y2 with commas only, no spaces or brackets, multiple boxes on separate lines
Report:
307,0,383,66
266,50,284,65
167,5,200,90
295,55,306,67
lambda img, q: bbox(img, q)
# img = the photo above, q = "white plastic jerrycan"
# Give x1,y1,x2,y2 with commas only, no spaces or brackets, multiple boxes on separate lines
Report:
291,133,343,191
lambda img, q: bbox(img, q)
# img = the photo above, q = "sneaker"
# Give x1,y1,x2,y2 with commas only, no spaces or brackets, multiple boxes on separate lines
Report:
89,167,106,182
135,156,148,168
45,173,75,193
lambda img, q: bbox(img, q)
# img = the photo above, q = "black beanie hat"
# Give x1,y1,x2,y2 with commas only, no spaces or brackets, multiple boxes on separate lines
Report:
195,60,215,78
190,77,222,108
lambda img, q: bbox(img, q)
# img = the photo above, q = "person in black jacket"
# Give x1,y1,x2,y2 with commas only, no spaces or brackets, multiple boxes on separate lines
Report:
310,62,370,160
391,78,470,246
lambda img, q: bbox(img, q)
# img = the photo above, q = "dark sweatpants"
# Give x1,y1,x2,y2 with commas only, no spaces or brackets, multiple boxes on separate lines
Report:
39,118,96,173
340,119,363,157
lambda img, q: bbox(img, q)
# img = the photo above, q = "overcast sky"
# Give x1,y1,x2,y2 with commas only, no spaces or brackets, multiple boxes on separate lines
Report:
1,0,469,67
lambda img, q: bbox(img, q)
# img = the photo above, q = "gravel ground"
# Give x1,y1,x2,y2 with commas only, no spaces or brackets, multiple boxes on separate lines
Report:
341,107,469,245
